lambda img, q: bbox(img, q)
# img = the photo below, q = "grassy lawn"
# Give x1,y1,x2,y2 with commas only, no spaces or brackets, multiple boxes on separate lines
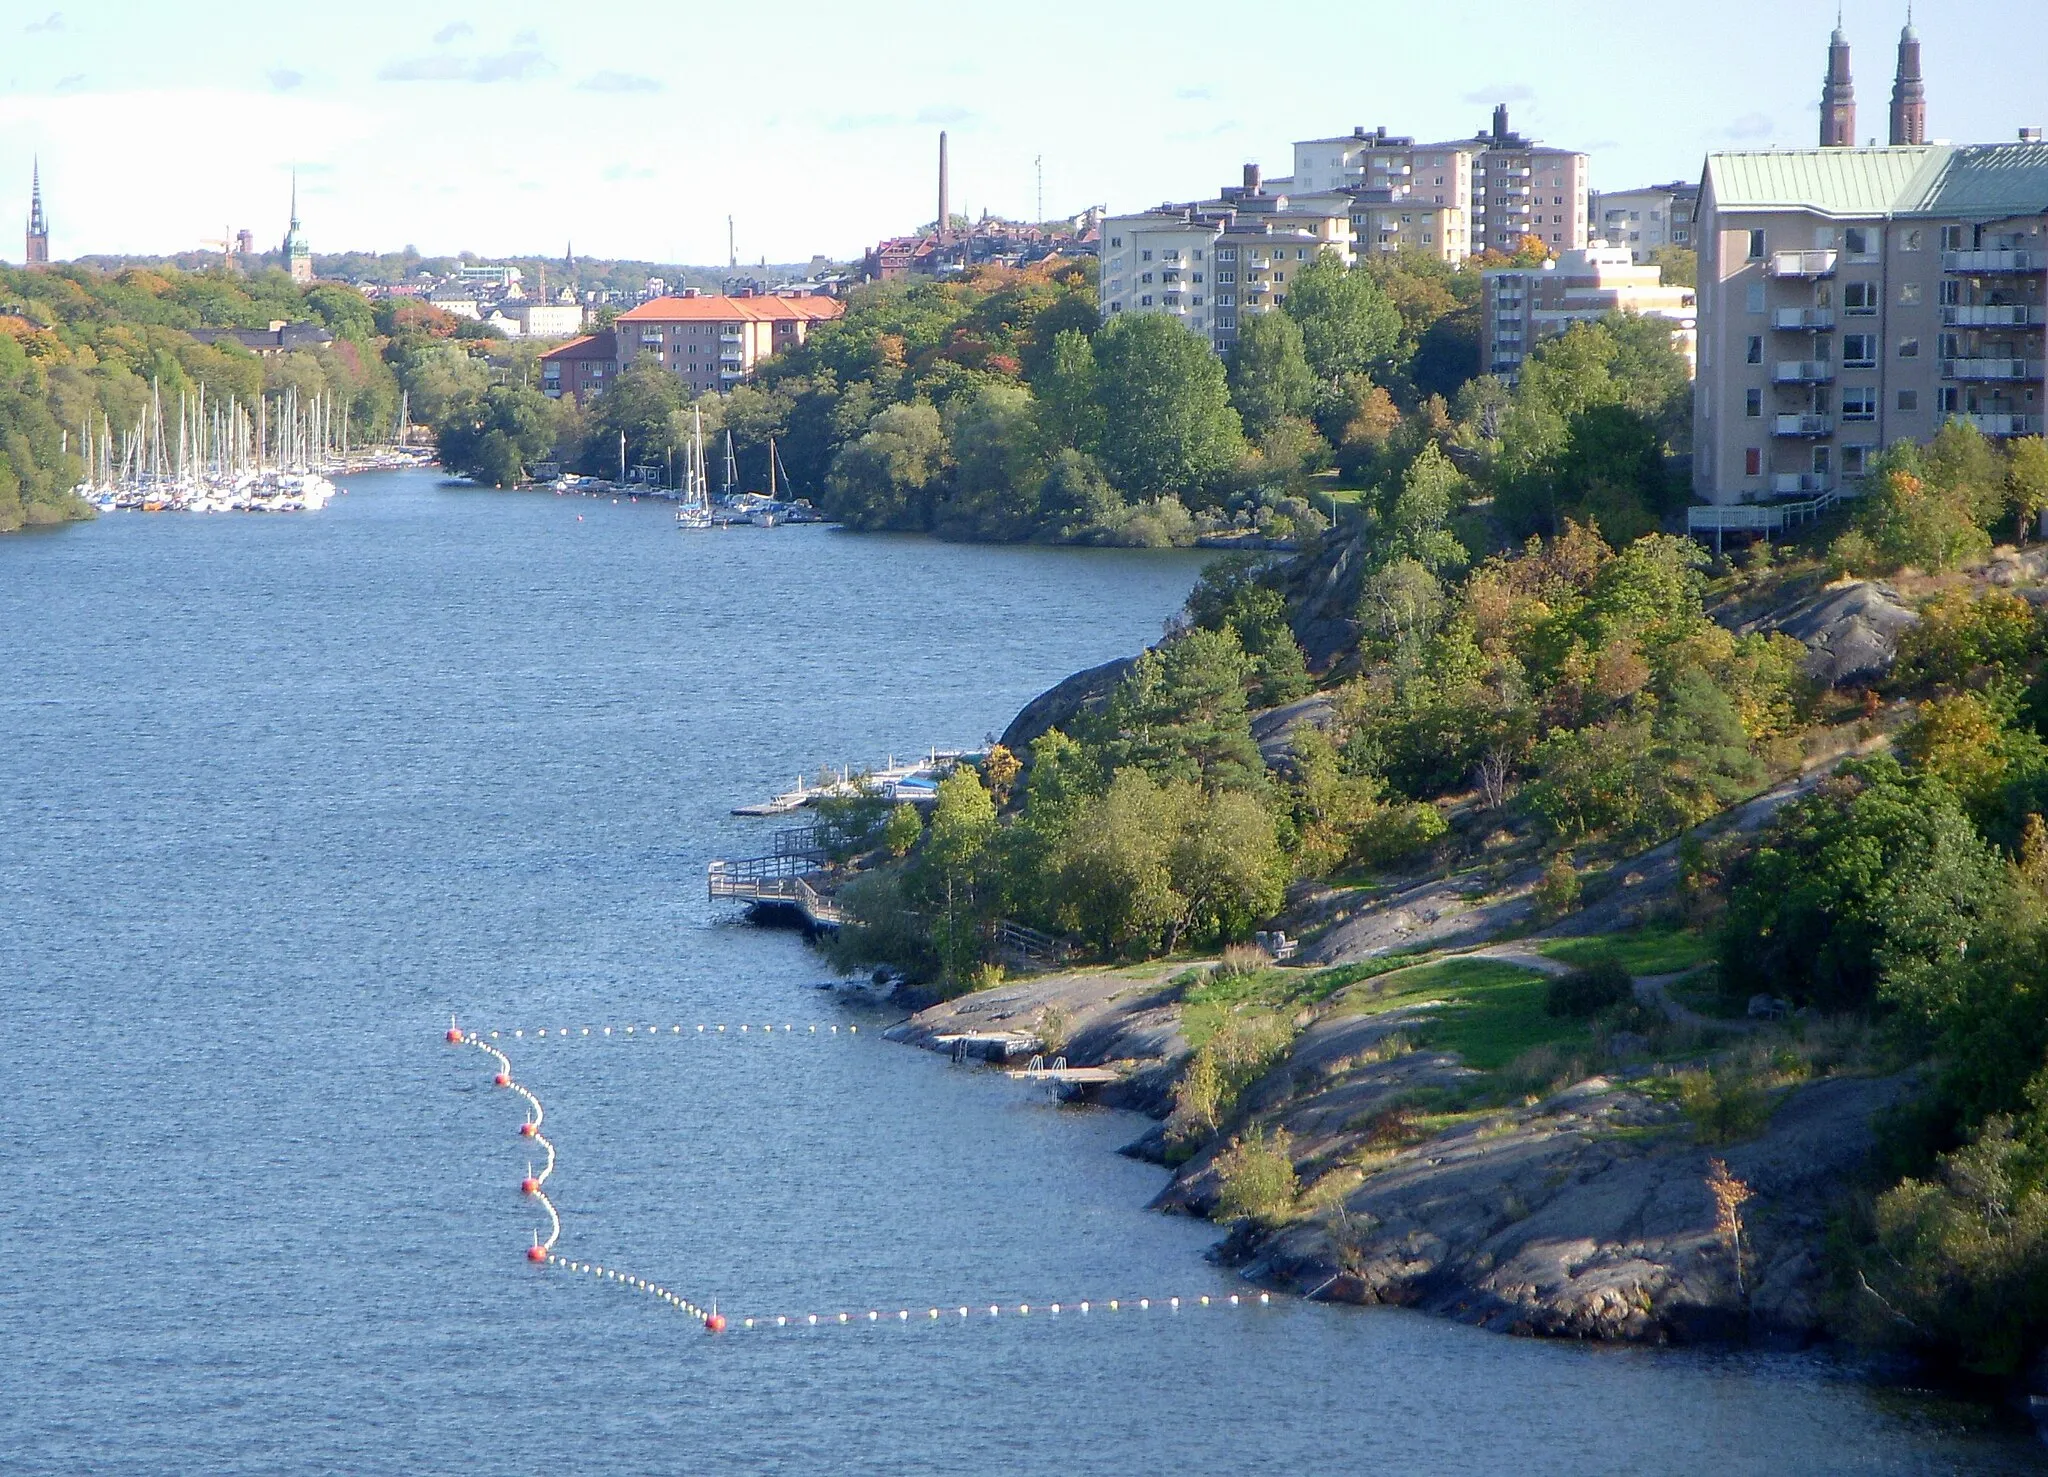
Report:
1331,957,1585,1071
1539,924,1714,976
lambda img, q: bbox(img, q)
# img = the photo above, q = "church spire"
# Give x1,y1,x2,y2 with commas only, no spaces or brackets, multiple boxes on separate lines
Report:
1890,9,1927,146
25,157,50,266
283,169,312,284
1821,16,1857,148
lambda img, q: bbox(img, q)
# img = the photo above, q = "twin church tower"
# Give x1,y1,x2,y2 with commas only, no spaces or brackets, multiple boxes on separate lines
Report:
1821,11,1928,149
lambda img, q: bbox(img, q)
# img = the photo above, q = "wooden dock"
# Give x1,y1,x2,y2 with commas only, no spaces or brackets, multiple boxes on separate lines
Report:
707,855,844,929
732,751,968,817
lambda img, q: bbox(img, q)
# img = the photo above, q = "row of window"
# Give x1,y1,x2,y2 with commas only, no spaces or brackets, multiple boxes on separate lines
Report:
1741,224,2002,260
1742,445,1877,476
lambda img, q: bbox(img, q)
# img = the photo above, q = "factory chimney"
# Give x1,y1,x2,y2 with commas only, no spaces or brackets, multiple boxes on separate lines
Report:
937,132,950,244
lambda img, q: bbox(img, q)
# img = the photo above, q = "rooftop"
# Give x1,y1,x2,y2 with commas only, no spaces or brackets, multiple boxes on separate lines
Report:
1704,143,2048,218
617,293,844,324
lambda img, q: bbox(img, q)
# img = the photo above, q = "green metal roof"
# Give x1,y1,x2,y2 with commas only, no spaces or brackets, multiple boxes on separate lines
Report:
1705,144,2048,218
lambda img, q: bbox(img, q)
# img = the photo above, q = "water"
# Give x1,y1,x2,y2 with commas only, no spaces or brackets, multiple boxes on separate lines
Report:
1,471,2035,1475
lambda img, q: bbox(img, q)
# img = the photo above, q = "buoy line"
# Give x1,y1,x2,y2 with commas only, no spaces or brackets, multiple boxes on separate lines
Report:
473,1023,861,1040
447,1019,1275,1337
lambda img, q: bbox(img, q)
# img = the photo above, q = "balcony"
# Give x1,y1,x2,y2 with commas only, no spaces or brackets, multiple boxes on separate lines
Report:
1942,304,2044,327
1942,249,2041,273
719,332,744,344
640,334,664,345
1965,413,2043,436
1768,250,1838,279
1772,473,1833,495
1772,307,1835,331
1774,413,1835,437
1941,357,2035,381
719,350,744,364
1773,360,1835,383
719,368,744,380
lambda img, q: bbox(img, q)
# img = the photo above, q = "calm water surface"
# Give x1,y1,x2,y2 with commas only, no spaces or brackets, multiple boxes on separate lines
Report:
2,472,2036,1474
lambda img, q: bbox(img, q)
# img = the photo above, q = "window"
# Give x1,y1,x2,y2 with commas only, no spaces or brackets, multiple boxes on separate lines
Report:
1140,249,1153,261
1140,295,1152,307
1747,283,1766,313
1216,294,1234,307
1897,388,1919,411
1191,295,1203,306
1109,301,1122,313
1843,334,1877,367
1843,227,1875,259
1814,445,1832,475
1745,388,1762,418
1217,248,1236,262
1218,270,1236,284
1745,447,1763,477
1747,229,1766,260
1192,272,1204,283
1939,386,1961,413
1193,249,1203,261
1746,335,1763,364
1900,229,1923,252
1941,225,1966,251
1900,282,1922,306
1898,336,1920,358
1296,248,1308,260
1843,387,1876,421
1140,272,1153,284
1843,281,1878,315
1109,236,1122,249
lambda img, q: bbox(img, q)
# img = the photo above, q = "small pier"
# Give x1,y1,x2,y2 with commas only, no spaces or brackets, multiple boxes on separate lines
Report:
732,750,968,817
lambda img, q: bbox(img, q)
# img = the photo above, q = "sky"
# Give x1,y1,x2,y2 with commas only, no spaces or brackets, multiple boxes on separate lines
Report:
3,0,2045,267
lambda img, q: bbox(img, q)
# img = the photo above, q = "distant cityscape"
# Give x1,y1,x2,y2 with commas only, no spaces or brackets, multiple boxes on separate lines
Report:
12,12,2045,527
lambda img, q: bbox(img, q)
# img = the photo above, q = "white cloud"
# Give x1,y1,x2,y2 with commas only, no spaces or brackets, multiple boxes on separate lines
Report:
432,21,473,44
379,48,551,83
26,11,63,33
577,71,662,94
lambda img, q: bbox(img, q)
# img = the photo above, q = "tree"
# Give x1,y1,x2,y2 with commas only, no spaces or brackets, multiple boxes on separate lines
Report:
1033,448,1122,541
583,360,686,478
1381,443,1470,574
824,400,946,529
2006,436,2048,540
1092,313,1243,496
1282,257,1401,380
434,383,558,486
1716,758,2008,1012
1035,328,1104,455
1227,311,1315,439
938,382,1047,540
1092,629,1266,793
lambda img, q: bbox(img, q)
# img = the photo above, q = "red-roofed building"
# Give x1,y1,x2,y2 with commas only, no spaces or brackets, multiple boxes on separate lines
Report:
607,291,844,396
539,329,619,399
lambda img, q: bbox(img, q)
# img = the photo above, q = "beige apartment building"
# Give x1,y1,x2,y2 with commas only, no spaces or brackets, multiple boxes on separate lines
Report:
1482,244,1697,381
1100,183,1349,354
1591,181,1699,263
1691,143,2048,524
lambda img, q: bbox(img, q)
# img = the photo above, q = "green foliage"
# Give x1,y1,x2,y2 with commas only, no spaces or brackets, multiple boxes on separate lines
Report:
435,383,558,486
881,802,924,858
1716,758,2009,1013
1282,257,1401,381
1211,1125,1299,1223
1891,588,2044,692
1544,959,1633,1018
1835,423,2016,574
1531,853,1583,922
1089,630,1267,793
1226,311,1316,439
1492,316,1690,540
1172,1013,1298,1142
825,400,946,529
1857,1109,2048,1376
1343,958,1578,1070
1092,312,1244,495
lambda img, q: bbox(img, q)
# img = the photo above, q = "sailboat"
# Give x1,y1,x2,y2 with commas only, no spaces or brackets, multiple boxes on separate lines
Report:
675,408,712,531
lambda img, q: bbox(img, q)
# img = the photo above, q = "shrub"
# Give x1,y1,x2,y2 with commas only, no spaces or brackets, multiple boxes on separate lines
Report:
1169,1012,1296,1142
1212,1125,1299,1224
1544,958,1633,1018
1854,1114,2048,1376
1532,853,1583,922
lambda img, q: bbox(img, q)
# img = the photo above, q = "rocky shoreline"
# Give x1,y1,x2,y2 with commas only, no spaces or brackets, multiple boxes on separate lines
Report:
883,952,1907,1349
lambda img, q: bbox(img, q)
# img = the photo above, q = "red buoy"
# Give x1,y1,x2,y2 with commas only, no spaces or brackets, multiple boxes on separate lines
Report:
446,1026,464,1044
526,1244,547,1263
705,1313,727,1334
494,1073,509,1087
519,1121,537,1137
521,1176,541,1196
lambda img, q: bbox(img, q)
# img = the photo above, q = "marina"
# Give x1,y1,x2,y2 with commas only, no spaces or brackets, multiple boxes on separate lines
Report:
74,383,424,515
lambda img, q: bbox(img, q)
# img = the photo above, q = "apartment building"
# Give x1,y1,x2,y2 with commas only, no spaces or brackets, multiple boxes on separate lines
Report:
610,293,842,395
1099,176,1350,354
1591,181,1699,262
1482,244,1697,381
1468,107,1589,255
1691,142,2048,515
